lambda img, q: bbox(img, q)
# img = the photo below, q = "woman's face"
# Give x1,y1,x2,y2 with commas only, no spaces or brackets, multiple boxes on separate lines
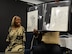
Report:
14,17,21,27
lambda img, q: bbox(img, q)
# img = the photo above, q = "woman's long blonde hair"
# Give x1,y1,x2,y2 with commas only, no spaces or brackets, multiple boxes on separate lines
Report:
11,16,21,26
10,16,24,35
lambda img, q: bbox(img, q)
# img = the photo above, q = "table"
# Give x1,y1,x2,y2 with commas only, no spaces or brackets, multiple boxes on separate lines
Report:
59,37,72,50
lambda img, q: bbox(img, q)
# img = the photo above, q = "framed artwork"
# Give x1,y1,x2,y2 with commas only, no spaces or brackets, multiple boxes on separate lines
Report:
44,6,69,31
27,10,38,32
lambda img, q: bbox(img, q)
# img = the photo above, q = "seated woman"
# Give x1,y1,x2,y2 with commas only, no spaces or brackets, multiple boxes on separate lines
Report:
5,16,26,53
33,29,61,54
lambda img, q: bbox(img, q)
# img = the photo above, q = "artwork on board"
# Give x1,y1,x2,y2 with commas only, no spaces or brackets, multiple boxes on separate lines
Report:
42,6,69,31
27,10,38,32
49,6,69,31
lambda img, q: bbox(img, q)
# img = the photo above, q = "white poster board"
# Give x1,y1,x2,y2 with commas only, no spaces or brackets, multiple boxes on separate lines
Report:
27,10,38,32
48,6,69,31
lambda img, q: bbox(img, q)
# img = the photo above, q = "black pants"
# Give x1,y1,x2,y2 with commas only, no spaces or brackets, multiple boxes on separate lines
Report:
33,42,62,54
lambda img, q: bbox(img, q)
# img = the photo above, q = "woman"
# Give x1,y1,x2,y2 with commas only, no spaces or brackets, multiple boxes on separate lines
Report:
5,16,26,53
33,29,61,54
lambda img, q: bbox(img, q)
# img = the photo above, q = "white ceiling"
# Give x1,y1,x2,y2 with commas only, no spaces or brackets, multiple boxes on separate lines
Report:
20,0,71,5
20,0,55,4
20,0,44,4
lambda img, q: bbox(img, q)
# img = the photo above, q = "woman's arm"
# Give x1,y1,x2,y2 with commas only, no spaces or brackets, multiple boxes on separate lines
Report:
6,27,11,42
6,35,9,42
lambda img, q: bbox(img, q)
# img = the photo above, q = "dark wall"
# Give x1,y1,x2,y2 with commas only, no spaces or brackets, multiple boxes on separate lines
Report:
0,0,28,52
